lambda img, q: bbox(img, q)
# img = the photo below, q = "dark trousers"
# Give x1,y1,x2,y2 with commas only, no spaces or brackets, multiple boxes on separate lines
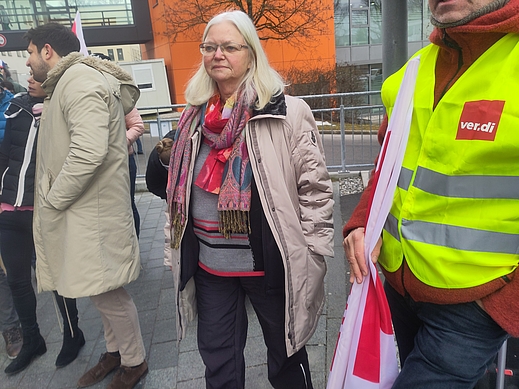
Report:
385,281,508,389
129,154,140,237
195,267,312,389
0,210,38,334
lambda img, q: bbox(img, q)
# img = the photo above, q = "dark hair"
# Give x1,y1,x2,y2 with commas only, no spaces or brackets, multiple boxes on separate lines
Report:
24,23,80,57
0,62,11,78
1,81,14,93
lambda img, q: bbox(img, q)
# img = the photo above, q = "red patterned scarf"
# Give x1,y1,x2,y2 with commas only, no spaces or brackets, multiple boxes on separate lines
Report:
167,92,254,248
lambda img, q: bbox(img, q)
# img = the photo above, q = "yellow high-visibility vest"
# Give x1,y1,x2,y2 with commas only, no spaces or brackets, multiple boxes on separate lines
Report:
379,34,519,289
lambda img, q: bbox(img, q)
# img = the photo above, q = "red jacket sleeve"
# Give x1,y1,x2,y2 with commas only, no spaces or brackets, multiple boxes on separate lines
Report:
342,115,389,238
483,274,519,337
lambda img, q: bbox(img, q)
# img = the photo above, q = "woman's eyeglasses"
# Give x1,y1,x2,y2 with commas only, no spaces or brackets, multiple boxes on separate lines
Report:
199,42,248,56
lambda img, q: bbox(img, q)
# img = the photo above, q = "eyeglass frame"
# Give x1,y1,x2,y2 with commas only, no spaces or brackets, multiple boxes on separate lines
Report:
199,42,249,56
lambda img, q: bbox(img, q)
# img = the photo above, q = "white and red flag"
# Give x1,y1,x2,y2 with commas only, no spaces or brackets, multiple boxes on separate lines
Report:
327,56,420,389
71,11,89,56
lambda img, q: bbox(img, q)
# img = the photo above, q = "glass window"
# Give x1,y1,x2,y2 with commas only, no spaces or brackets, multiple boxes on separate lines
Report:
336,0,431,47
117,48,124,61
334,0,350,46
408,0,424,41
369,4,382,44
422,1,434,40
107,48,115,61
351,8,368,26
0,0,134,31
132,64,155,90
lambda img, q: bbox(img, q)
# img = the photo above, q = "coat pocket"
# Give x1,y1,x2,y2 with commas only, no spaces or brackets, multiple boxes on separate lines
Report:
305,249,327,313
41,169,55,200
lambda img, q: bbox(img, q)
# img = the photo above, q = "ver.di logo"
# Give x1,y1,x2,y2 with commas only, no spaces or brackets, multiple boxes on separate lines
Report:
456,100,505,141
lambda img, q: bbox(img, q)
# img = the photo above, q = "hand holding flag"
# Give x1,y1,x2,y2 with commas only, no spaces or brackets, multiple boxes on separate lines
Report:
327,57,420,389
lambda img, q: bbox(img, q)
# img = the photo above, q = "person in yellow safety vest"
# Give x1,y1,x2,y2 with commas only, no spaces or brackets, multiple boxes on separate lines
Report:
343,0,519,387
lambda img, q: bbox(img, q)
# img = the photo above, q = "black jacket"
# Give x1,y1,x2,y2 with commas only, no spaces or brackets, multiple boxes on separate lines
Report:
145,130,175,199
0,93,44,207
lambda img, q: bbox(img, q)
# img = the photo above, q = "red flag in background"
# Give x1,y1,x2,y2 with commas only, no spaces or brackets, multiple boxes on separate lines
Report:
327,56,421,389
71,11,89,56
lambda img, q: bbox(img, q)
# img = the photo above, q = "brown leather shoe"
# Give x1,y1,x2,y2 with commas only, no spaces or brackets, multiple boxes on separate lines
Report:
77,352,121,388
107,360,148,389
2,326,23,359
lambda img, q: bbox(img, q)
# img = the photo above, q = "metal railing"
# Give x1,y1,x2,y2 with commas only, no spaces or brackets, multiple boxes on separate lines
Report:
134,91,383,178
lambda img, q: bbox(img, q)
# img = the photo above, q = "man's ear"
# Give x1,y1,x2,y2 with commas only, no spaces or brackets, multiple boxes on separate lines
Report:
41,43,53,61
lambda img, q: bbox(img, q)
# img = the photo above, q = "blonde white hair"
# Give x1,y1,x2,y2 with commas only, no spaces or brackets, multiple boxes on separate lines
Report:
184,10,285,110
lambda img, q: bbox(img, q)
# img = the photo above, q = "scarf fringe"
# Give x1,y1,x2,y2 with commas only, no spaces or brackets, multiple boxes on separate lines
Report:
171,202,185,250
219,210,251,239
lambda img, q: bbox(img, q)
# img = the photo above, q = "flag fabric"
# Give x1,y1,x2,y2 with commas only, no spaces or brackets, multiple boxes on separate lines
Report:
327,57,421,389
71,11,89,56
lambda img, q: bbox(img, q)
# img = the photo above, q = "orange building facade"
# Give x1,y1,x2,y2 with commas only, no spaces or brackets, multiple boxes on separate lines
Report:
142,0,336,105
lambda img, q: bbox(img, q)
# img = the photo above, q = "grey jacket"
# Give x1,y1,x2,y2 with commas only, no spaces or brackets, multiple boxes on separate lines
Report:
170,94,334,356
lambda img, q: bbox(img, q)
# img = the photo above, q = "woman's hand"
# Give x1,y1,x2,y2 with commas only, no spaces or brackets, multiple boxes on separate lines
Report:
343,227,382,284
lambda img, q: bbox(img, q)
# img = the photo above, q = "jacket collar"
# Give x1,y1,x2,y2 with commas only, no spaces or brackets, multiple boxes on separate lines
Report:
252,92,287,119
41,52,140,114
8,93,44,114
41,52,83,95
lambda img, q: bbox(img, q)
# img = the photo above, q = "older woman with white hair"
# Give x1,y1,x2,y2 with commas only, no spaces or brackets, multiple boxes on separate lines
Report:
166,10,334,388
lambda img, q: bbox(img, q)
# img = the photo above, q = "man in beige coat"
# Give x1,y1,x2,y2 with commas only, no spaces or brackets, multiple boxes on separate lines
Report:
24,23,147,389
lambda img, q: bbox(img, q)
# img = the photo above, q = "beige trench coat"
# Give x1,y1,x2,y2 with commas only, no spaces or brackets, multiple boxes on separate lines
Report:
33,53,141,298
170,95,335,357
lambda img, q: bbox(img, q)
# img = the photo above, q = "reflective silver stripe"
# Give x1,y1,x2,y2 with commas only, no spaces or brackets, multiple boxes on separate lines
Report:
401,219,519,254
384,213,400,242
414,166,519,199
397,167,413,191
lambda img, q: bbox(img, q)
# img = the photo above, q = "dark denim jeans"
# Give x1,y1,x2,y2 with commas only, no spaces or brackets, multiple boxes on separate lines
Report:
0,266,19,331
385,282,509,389
0,210,38,334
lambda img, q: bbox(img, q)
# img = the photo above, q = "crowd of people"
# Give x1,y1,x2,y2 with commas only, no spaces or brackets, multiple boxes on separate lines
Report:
0,0,518,388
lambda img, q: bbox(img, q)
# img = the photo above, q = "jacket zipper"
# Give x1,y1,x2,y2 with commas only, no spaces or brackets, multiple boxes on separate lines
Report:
248,120,297,348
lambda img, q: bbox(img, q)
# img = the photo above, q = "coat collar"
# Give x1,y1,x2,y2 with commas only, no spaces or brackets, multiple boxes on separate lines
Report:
41,52,83,95
41,52,140,115
252,92,287,119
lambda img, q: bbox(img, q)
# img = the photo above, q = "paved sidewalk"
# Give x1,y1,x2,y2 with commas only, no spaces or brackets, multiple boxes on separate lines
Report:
0,180,354,389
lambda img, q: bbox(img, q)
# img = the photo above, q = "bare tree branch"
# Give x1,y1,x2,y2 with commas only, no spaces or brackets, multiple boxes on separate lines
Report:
161,0,332,47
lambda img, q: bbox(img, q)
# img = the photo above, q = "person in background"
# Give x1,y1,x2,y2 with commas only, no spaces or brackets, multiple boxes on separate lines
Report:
91,53,144,237
125,107,144,237
25,23,147,389
1,80,15,94
145,132,174,201
0,6,10,31
0,84,13,142
1,74,85,375
167,10,334,389
0,262,22,360
145,133,175,275
0,56,20,363
0,61,27,94
343,0,519,387
135,137,144,154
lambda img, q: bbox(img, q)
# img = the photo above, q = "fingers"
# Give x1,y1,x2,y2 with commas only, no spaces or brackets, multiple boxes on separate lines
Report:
343,227,367,284
371,236,382,264
343,228,383,284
